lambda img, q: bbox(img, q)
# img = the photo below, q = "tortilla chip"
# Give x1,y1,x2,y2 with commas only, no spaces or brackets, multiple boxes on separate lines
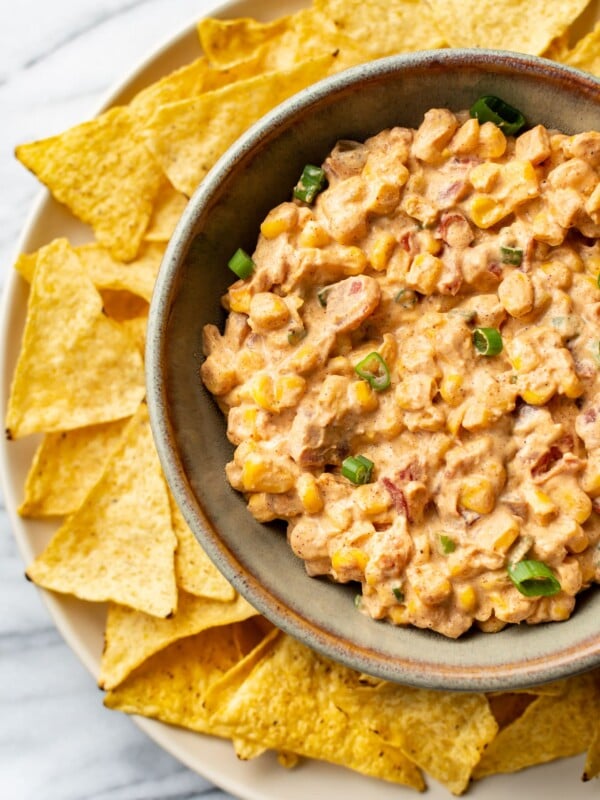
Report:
584,722,600,781
26,403,178,618
333,682,497,795
486,692,536,731
5,239,145,438
560,21,600,76
19,418,130,517
427,0,589,55
197,15,296,67
104,621,265,740
169,493,235,601
13,251,38,283
474,672,600,779
204,632,425,790
143,53,338,196
119,314,148,358
144,179,189,242
314,0,446,57
99,588,257,690
15,106,163,261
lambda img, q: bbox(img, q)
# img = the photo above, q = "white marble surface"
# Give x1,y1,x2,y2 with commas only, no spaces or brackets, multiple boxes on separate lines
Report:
0,1,241,797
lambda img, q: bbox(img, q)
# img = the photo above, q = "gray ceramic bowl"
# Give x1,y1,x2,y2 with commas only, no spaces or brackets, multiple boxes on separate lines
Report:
147,49,600,692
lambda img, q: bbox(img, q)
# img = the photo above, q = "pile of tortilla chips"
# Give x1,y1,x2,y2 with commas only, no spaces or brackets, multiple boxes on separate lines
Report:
7,0,600,794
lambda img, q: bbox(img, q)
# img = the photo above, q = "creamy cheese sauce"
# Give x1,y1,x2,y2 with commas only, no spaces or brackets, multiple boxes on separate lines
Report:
201,107,600,638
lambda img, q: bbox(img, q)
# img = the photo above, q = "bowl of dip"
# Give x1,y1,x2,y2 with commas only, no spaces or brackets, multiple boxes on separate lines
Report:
147,48,600,691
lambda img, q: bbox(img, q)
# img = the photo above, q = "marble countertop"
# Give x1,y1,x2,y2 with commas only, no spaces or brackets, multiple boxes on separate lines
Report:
0,2,244,797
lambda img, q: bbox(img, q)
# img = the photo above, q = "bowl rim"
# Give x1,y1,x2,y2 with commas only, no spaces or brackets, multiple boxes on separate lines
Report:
147,48,600,692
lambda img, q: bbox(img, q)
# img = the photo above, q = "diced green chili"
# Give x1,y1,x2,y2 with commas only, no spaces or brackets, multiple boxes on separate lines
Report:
472,326,503,356
287,327,307,345
469,95,526,136
500,245,523,266
228,248,255,279
394,288,418,308
317,287,330,307
392,586,405,602
293,164,327,204
354,352,391,391
341,454,374,485
439,534,456,554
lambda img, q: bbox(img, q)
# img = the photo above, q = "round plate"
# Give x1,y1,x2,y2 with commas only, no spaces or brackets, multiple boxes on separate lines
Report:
0,1,597,797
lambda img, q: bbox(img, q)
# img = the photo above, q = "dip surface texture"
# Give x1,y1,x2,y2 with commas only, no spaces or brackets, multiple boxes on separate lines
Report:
201,108,600,638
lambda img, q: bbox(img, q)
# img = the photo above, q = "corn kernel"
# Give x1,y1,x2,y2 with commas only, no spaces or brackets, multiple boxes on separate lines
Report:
498,271,534,318
250,373,275,411
549,483,593,524
287,343,321,374
456,585,477,613
520,385,556,406
565,524,589,554
439,373,464,406
476,121,507,158
406,252,443,294
249,292,290,330
562,373,584,399
523,486,557,525
415,229,443,255
354,484,392,516
493,521,520,553
469,162,501,192
236,348,265,375
446,405,465,435
350,379,379,412
341,246,369,276
388,605,409,624
331,547,369,573
369,232,397,271
469,194,505,228
241,453,295,493
298,220,330,248
228,285,252,313
297,473,324,514
273,374,306,409
550,597,573,621
458,476,496,515
260,205,297,239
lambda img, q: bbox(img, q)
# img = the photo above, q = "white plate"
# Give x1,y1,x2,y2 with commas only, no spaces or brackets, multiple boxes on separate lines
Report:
0,1,597,797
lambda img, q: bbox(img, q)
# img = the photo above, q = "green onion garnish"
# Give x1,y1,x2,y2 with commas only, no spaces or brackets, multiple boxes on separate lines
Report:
469,95,526,136
293,164,327,204
500,245,523,266
392,586,405,602
317,287,330,307
507,559,561,597
228,248,255,279
287,327,307,345
341,454,374,485
354,593,362,608
439,534,456,554
394,288,418,308
473,326,503,356
354,352,391,391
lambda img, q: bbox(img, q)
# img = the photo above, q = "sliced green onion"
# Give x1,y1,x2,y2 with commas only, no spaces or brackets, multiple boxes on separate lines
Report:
473,326,503,356
500,245,523,266
394,287,418,307
469,95,526,136
354,593,362,608
439,534,456,554
392,586,405,602
287,327,307,345
507,559,561,597
354,352,391,391
293,164,327,204
342,454,374,485
228,247,255,279
317,287,330,307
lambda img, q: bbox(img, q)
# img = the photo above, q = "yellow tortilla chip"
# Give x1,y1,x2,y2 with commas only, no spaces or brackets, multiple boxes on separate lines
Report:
13,251,38,283
474,672,600,779
99,588,257,690
143,53,338,196
197,15,296,67
15,106,163,261
169,493,235,601
19,418,130,517
314,0,446,57
26,403,178,618
119,314,148,359
5,239,145,438
561,21,600,76
584,721,600,781
204,632,425,790
144,179,189,241
333,682,497,795
104,621,265,738
427,0,589,55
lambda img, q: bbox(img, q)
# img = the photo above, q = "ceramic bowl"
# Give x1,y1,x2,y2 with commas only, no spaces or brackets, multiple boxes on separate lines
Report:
147,49,600,691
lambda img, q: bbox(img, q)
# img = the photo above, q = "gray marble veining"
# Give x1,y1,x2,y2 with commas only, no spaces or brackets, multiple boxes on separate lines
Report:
0,1,237,797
